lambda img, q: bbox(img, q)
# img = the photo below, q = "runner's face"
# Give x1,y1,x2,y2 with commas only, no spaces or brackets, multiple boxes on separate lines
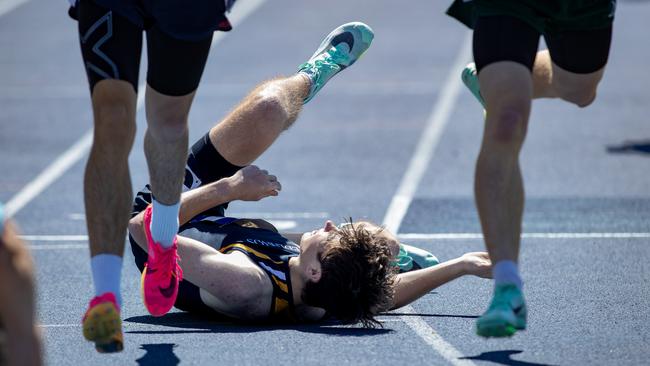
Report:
300,220,339,259
300,221,400,260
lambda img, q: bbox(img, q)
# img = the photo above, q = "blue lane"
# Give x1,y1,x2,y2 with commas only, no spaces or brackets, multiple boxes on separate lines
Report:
2,0,650,365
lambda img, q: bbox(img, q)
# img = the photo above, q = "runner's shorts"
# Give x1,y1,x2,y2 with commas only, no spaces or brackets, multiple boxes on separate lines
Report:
70,0,233,95
446,0,616,73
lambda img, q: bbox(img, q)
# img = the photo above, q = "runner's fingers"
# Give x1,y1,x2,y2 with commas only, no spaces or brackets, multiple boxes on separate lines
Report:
268,180,281,191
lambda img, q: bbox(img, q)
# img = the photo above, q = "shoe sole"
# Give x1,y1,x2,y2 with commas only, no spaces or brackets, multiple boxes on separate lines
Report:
476,316,526,338
82,302,124,353
309,22,374,67
141,265,177,317
476,322,517,338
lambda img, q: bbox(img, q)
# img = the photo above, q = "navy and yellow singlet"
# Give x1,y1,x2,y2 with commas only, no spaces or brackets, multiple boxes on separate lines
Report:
130,212,301,322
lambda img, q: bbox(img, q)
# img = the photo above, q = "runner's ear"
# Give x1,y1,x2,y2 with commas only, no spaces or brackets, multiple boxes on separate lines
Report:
307,265,322,283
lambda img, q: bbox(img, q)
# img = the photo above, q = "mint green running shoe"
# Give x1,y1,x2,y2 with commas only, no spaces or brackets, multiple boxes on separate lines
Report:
298,22,374,103
461,62,486,108
394,243,440,272
476,284,527,338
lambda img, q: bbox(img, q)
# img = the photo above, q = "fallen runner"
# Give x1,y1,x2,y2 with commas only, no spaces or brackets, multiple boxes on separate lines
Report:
127,22,492,327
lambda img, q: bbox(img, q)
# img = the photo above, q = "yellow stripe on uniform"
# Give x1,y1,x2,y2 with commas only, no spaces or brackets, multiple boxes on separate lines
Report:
271,275,288,293
274,298,289,314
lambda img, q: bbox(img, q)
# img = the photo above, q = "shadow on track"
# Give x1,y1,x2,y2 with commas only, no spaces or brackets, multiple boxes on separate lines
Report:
460,350,557,366
382,312,479,319
136,343,180,366
607,140,650,155
124,312,393,337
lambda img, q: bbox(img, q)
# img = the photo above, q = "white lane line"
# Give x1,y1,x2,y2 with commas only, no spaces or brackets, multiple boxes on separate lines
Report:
383,34,472,236
22,235,88,241
22,232,650,243
5,130,93,218
29,244,87,250
381,31,474,366
38,320,414,328
40,324,80,328
24,232,649,251
0,0,30,17
398,232,650,240
399,306,475,366
3,0,267,219
228,211,329,219
210,0,266,47
265,220,296,230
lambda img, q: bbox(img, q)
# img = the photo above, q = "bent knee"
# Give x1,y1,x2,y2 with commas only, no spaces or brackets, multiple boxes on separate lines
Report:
559,88,597,108
92,82,137,143
553,73,601,108
486,107,529,145
148,112,189,141
92,105,136,149
253,86,288,120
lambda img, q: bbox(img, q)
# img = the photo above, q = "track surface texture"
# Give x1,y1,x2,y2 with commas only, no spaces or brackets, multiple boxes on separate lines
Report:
1,0,649,365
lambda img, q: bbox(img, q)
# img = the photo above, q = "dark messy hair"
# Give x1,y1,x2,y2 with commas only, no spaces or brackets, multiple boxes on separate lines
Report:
301,219,396,327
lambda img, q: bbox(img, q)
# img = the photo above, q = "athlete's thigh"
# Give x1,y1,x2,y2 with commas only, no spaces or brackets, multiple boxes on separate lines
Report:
473,15,540,74
545,25,612,95
143,26,214,128
145,25,213,98
474,15,538,108
77,0,143,95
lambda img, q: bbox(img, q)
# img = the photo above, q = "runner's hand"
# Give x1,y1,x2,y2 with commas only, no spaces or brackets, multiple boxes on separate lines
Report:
227,165,281,201
460,252,492,278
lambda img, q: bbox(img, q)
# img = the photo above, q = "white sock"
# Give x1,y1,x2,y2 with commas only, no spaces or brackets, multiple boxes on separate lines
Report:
150,199,180,248
493,260,523,290
91,254,123,307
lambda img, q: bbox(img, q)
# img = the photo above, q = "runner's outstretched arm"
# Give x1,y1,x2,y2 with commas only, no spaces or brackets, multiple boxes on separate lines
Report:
391,252,492,309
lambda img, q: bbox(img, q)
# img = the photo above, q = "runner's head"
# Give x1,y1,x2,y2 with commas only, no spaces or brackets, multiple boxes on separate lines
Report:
299,219,397,327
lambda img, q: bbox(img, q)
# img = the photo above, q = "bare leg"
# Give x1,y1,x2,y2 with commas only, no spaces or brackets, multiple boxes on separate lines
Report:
209,74,310,166
531,50,606,107
476,61,532,266
144,86,195,205
82,68,135,356
143,86,196,250
85,80,137,258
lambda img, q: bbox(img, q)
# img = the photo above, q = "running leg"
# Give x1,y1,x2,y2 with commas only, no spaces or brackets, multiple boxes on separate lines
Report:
472,15,537,338
77,0,142,352
140,26,213,316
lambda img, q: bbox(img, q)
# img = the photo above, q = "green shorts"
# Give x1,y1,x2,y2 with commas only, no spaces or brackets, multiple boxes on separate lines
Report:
447,0,616,34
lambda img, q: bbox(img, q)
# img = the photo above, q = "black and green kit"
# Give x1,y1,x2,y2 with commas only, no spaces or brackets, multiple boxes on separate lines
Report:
447,0,616,34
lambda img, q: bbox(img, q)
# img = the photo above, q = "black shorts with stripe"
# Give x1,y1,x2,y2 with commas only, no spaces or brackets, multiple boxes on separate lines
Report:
71,0,231,95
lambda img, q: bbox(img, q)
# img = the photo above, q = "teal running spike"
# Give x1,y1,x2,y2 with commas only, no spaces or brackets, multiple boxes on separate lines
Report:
298,22,374,103
476,284,527,338
461,62,486,108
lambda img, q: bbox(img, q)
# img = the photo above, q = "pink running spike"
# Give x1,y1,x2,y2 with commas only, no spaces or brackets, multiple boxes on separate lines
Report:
141,205,183,317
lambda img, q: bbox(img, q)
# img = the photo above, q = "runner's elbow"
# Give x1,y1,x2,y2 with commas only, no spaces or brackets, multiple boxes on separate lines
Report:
128,215,145,241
